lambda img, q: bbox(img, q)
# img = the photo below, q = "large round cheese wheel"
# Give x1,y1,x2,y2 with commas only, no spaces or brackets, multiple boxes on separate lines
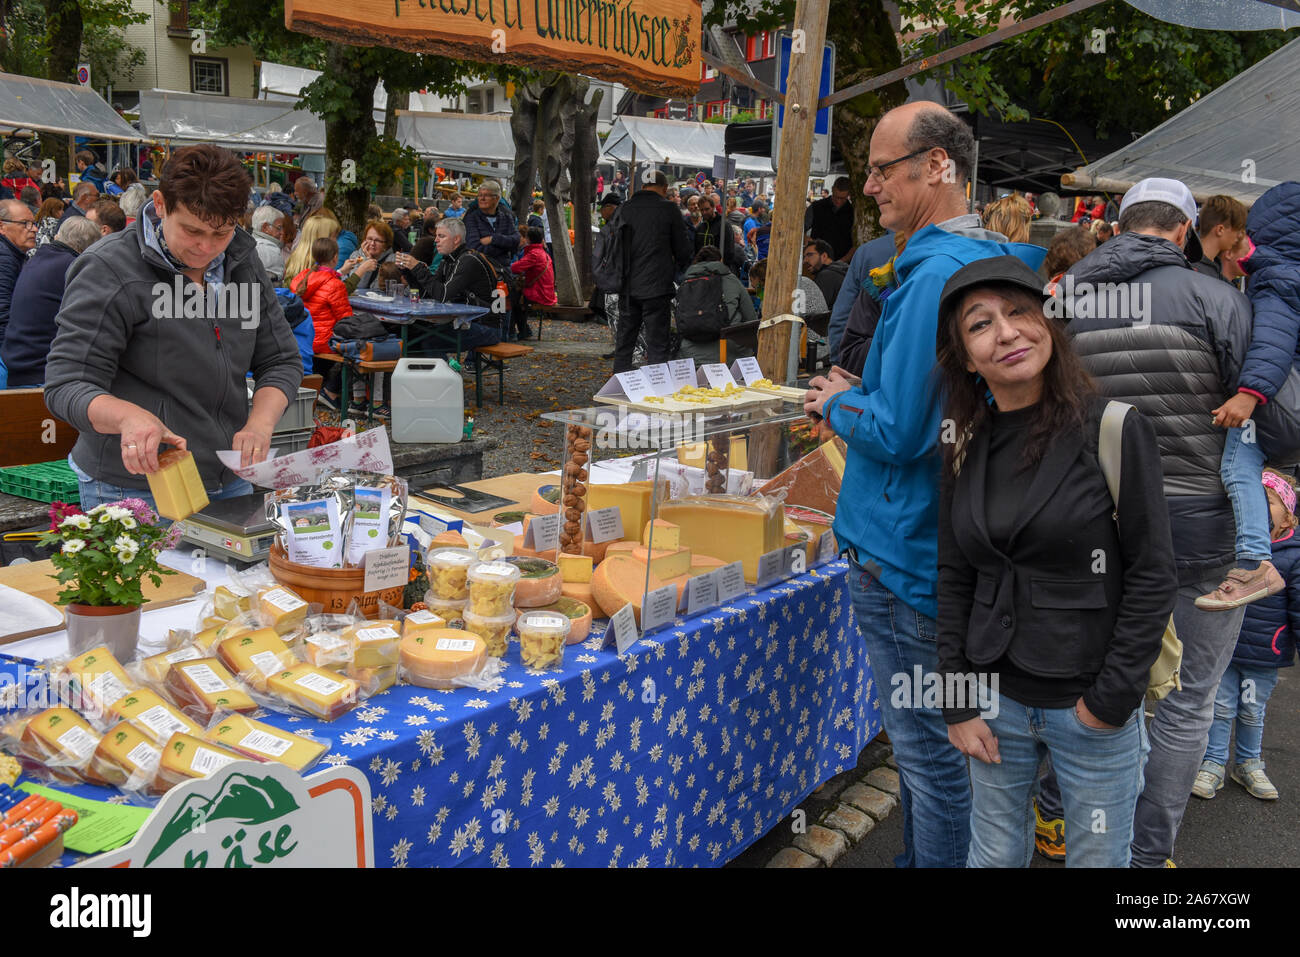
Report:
591,553,666,623
538,597,593,644
401,628,488,689
504,556,562,607
560,578,597,608
529,484,561,515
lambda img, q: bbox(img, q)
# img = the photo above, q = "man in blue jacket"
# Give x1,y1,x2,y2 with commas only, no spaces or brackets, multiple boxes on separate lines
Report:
462,179,519,272
805,101,1046,868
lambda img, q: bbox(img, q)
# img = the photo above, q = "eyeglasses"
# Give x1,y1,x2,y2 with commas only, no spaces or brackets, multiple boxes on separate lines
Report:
1,218,36,229
866,147,934,184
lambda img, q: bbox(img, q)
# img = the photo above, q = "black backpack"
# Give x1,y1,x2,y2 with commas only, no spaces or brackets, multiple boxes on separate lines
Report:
674,271,729,341
592,211,629,294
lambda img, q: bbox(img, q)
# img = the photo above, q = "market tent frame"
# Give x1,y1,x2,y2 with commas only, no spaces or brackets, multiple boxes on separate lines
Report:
395,110,515,176
1063,35,1300,204
0,71,146,142
138,88,327,154
601,115,774,175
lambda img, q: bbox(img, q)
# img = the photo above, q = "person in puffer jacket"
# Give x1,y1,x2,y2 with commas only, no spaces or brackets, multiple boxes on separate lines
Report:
1197,181,1300,612
291,235,353,408
1193,468,1300,803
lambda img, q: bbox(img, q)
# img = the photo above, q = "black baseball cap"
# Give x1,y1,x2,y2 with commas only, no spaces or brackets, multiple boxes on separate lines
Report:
598,193,622,207
937,255,1051,343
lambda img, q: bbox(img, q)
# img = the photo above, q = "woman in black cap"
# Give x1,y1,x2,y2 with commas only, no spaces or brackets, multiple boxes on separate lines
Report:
934,255,1177,867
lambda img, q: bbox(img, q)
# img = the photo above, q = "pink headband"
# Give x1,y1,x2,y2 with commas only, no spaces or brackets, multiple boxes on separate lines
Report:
1263,471,1296,514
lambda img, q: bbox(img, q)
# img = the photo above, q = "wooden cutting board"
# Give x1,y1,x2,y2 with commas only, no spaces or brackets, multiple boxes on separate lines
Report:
0,561,205,645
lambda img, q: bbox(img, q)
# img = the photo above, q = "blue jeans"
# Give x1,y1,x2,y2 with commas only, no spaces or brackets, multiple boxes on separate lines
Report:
1205,662,1280,765
968,699,1144,868
69,454,253,512
847,555,970,867
1221,427,1271,564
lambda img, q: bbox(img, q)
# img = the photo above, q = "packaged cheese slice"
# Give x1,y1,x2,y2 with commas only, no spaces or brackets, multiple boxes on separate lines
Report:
217,628,295,692
141,644,205,684
402,609,447,638
303,630,352,668
60,645,135,717
345,662,400,695
213,584,253,620
165,658,257,720
18,707,98,783
257,586,309,634
109,688,203,743
152,732,242,794
148,449,210,521
204,712,327,772
344,620,402,668
89,720,162,788
400,628,487,689
266,664,359,721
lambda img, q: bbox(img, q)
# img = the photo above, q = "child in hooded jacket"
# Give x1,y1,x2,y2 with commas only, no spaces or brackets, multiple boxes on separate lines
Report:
1193,468,1300,801
292,235,353,410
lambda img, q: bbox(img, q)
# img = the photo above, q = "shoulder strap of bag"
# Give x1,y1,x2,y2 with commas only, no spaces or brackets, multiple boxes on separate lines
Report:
1098,400,1135,512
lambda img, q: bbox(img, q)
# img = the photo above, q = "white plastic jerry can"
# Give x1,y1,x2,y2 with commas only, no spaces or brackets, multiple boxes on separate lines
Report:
389,357,464,443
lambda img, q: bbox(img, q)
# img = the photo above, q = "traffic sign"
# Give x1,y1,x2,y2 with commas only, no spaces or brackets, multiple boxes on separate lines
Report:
76,63,91,87
772,34,834,175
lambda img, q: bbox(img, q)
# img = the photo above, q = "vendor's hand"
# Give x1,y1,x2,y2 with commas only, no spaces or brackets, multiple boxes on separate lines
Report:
948,717,1000,764
479,236,493,246
804,373,853,420
119,411,186,475
232,419,274,469
355,257,378,278
1075,697,1118,730
1212,391,1259,428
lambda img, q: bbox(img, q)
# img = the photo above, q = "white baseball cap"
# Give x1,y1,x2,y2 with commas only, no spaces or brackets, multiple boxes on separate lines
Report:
1119,177,1198,226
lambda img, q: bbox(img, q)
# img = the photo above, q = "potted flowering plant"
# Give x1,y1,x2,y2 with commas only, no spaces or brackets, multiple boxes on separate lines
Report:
39,499,182,657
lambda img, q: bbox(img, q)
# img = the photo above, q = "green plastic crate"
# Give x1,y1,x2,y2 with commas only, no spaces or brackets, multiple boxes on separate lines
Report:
0,459,81,505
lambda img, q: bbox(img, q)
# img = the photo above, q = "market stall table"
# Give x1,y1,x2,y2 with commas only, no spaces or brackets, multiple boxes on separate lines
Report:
348,296,492,361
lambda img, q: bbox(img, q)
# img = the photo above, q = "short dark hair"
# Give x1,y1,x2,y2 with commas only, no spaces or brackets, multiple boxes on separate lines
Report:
311,236,339,266
1118,200,1189,234
805,238,834,258
1199,195,1247,235
75,150,95,167
158,144,252,227
19,185,38,205
831,176,851,192
904,108,975,184
527,225,544,244
693,245,722,264
749,259,767,284
91,198,126,233
41,182,62,201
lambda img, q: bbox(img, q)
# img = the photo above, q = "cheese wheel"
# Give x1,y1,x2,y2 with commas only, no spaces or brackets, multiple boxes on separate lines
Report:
153,732,242,794
492,510,532,528
591,552,664,624
344,619,403,668
266,664,359,721
257,586,309,634
61,645,135,714
560,579,597,608
204,713,327,772
142,644,205,684
580,538,610,564
537,597,593,644
109,688,203,743
401,628,487,689
503,556,562,608
529,484,561,515
89,720,161,787
165,658,257,720
19,707,97,783
217,628,294,692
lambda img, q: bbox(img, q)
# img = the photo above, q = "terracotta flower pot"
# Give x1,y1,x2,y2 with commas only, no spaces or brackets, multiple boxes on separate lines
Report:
65,603,142,661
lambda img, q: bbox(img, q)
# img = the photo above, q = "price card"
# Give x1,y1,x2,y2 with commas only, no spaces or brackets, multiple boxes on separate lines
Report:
615,369,654,403
640,584,679,633
716,561,746,601
667,358,697,390
699,363,736,390
363,546,410,592
731,356,764,386
785,543,808,576
817,529,838,563
523,512,561,552
607,603,640,654
641,363,674,396
685,571,719,616
582,505,625,543
756,548,785,589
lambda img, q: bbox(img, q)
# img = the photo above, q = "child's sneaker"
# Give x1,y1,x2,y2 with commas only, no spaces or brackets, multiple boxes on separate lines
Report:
1194,560,1284,611
1191,760,1225,799
1230,759,1279,800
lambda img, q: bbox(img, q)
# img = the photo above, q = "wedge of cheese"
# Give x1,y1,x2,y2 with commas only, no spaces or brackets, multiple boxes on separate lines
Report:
18,707,97,783
153,732,242,794
656,495,784,583
165,658,257,720
641,519,681,550
303,630,351,668
503,556,561,608
89,720,161,787
631,544,692,580
257,586,309,634
217,628,294,692
204,713,327,772
141,644,205,684
401,628,487,689
109,688,203,743
344,620,402,668
756,438,845,515
61,645,135,714
213,584,252,620
267,664,359,721
345,662,400,694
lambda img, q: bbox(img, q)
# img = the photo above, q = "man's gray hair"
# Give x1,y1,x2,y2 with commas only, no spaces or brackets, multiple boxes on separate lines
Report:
119,183,147,220
73,181,98,205
393,207,409,222
0,198,25,220
478,180,502,197
437,216,467,243
55,215,102,253
252,204,283,233
904,108,976,185
297,176,318,194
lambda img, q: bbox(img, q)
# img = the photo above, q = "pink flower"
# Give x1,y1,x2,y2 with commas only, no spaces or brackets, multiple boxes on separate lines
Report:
118,497,159,526
161,522,184,550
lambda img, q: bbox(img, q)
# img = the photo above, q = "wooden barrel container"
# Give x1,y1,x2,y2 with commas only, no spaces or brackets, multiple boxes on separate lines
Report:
268,543,406,618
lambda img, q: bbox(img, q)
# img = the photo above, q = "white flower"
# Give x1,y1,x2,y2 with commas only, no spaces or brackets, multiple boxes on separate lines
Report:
87,504,106,515
62,538,86,554
59,515,91,531
104,506,131,522
113,534,137,552
120,517,137,530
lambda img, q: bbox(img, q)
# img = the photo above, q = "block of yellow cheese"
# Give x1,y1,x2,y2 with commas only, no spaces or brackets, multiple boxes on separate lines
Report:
303,630,351,668
266,663,359,721
60,645,135,714
153,732,242,794
141,643,205,684
641,519,681,550
89,720,162,787
557,553,593,584
345,662,400,694
257,586,309,634
400,628,487,689
585,480,670,543
217,628,294,692
164,658,257,720
147,449,210,521
402,609,447,637
109,688,203,743
204,713,327,772
656,495,784,583
344,620,402,668
631,544,692,580
213,584,252,620
18,707,98,782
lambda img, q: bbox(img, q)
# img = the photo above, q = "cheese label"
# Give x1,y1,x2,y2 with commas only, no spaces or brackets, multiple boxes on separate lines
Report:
182,663,231,695
429,548,474,565
135,705,191,740
164,646,203,664
126,741,162,774
238,729,294,758
527,613,567,630
474,562,515,578
56,726,97,762
249,650,285,677
685,572,719,616
434,637,477,652
87,671,132,708
732,355,764,386
307,632,347,651
262,588,307,613
356,625,399,643
716,562,746,601
406,610,443,625
294,671,346,696
583,506,624,543
191,746,238,775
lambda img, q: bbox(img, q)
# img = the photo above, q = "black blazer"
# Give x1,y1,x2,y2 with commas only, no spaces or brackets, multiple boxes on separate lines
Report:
937,397,1177,726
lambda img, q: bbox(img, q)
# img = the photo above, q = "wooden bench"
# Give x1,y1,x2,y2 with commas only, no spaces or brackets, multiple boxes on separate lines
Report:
466,342,534,407
313,354,400,424
0,389,78,468
527,303,594,341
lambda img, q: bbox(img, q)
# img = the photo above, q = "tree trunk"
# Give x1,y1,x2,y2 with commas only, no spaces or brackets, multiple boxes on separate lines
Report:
42,0,83,180
379,85,408,197
543,74,581,306
322,43,380,236
569,85,602,297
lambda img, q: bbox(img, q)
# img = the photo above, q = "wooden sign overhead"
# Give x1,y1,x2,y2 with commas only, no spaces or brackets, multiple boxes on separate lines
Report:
284,0,703,96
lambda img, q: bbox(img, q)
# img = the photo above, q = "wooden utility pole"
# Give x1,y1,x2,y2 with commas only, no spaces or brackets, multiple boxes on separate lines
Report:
757,0,831,383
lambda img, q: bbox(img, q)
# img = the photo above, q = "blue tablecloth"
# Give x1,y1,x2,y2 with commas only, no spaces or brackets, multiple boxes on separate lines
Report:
2,561,881,868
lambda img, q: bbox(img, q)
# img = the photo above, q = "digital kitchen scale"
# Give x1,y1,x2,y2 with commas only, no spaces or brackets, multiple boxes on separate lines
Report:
178,493,277,566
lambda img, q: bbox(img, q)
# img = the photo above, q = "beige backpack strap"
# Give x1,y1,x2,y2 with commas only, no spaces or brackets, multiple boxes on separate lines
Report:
1098,400,1134,511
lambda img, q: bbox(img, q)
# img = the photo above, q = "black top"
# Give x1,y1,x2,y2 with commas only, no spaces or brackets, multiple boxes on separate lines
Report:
804,196,855,260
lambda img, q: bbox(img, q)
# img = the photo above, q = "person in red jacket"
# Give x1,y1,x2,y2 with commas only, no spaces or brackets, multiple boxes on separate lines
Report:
2,158,40,198
292,236,353,410
509,225,556,341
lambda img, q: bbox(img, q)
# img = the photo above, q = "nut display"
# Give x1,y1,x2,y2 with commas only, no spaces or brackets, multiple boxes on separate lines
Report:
466,561,521,617
462,608,516,657
516,610,571,672
427,547,477,600
559,424,594,555
706,435,729,494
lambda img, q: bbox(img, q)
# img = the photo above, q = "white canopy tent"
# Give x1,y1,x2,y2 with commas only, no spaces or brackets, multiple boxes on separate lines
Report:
258,61,387,131
138,89,327,154
395,110,515,178
600,115,774,175
0,71,146,142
